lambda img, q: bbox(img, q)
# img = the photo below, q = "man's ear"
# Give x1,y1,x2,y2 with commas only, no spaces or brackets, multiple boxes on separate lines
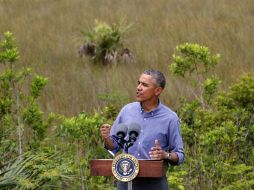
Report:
155,87,163,96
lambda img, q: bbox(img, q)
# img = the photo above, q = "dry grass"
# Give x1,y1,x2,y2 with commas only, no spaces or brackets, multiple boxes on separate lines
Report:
1,0,253,116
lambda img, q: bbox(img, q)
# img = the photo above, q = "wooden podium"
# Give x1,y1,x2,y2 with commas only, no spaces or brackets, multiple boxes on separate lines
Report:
90,159,165,177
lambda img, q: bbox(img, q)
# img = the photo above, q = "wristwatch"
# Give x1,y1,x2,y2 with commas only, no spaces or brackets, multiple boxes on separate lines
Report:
166,152,173,161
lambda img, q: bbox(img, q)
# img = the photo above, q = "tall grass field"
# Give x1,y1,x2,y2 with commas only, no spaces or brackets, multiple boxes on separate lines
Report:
1,0,253,116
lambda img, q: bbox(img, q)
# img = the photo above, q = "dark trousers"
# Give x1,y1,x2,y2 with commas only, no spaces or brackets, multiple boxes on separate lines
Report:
117,176,168,190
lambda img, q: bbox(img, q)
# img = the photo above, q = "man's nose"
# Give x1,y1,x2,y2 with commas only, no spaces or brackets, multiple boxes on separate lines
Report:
137,84,142,90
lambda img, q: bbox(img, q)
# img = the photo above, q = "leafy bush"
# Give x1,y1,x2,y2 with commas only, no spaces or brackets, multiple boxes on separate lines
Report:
55,112,115,189
169,43,254,190
0,32,49,159
0,31,116,190
0,151,73,190
0,32,70,190
169,43,221,107
81,20,132,64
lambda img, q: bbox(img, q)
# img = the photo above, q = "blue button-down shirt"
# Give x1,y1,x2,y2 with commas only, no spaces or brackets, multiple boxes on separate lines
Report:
109,101,185,164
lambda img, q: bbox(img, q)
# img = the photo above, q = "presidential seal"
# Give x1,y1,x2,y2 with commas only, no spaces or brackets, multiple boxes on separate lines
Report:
112,153,139,182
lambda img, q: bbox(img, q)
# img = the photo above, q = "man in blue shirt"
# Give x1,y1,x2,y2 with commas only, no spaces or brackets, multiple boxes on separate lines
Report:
100,69,184,190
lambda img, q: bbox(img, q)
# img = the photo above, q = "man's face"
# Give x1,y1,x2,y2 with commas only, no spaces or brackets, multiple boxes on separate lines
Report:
136,74,162,103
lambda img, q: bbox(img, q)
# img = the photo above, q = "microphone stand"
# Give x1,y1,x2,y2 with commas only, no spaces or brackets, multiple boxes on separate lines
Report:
128,181,133,190
117,135,138,190
124,141,133,190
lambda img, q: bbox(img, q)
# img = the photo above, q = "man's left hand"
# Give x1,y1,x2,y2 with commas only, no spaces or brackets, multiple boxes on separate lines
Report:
149,139,167,160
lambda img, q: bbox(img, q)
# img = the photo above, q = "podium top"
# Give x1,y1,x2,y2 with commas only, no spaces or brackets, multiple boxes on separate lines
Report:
91,159,166,177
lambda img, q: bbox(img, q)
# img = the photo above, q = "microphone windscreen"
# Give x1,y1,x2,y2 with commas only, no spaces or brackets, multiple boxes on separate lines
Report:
116,123,128,136
128,123,141,135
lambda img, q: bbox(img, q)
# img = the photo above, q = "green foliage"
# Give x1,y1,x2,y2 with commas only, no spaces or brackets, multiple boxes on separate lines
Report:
203,76,221,104
169,43,221,107
30,75,48,99
168,168,187,190
178,92,254,189
0,31,55,189
22,102,48,141
169,43,254,189
169,43,220,77
98,91,128,120
0,31,19,63
84,20,126,49
82,20,131,63
177,76,254,189
55,112,114,189
0,32,49,156
227,74,254,110
0,151,73,190
1,31,117,189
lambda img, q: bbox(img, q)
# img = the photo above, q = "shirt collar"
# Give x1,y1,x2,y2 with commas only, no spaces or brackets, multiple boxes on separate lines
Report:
139,100,162,115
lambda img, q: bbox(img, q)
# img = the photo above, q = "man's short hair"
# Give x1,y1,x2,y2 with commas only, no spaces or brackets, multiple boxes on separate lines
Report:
143,69,166,89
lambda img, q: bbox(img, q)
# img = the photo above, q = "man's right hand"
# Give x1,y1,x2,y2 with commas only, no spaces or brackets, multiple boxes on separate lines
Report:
100,124,114,150
100,124,111,140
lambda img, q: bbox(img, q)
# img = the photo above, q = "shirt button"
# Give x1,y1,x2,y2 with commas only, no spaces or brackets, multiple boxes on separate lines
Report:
138,142,141,144
144,118,146,121
138,154,140,156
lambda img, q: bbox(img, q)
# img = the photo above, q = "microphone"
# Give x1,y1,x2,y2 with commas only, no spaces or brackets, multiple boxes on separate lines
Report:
115,123,128,148
126,123,141,150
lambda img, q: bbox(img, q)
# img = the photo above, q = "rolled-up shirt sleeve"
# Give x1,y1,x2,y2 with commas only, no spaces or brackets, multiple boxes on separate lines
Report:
168,117,185,165
106,135,121,154
104,109,124,154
